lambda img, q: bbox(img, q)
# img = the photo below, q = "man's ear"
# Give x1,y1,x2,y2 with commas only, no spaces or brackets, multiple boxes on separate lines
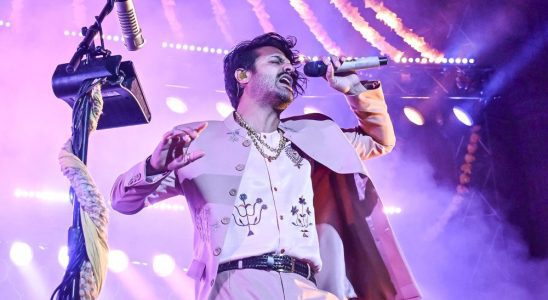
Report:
235,68,250,84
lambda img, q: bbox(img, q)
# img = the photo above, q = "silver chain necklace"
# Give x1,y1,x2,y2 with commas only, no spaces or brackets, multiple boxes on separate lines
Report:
234,111,288,161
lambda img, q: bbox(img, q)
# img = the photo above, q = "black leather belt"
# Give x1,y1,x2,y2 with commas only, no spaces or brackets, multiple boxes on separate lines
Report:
217,253,316,284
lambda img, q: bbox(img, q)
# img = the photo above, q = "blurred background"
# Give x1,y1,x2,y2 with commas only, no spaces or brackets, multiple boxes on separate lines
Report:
0,0,546,299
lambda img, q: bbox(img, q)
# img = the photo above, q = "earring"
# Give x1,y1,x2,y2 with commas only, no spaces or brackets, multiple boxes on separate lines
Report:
239,72,247,80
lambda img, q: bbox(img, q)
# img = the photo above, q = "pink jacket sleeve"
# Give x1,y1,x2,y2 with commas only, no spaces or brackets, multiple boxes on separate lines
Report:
343,84,396,160
110,159,182,214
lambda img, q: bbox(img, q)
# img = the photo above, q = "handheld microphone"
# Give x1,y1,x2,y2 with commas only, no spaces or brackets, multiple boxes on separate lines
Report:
115,0,145,51
304,56,388,77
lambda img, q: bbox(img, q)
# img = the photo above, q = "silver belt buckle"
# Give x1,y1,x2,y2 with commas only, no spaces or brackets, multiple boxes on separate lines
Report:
266,254,275,270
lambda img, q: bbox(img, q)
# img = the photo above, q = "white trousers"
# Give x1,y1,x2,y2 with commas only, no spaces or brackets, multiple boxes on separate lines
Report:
209,269,340,300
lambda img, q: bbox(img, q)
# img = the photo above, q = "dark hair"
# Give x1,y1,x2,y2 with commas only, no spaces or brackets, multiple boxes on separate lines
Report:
223,32,307,109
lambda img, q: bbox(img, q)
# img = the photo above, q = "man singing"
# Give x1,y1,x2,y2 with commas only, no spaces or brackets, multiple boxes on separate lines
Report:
111,33,420,300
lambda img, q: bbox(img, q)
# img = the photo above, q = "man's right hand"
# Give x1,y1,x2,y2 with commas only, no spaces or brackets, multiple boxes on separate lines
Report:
147,122,208,175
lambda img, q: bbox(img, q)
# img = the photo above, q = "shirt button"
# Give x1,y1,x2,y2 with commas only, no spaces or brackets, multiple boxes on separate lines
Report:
242,140,251,147
273,187,278,192
280,249,286,254
279,215,284,220
221,217,231,224
235,164,245,171
229,189,237,196
213,247,222,256
210,279,215,286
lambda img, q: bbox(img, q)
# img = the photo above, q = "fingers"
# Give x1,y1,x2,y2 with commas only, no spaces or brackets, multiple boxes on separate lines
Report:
323,56,335,82
168,150,206,170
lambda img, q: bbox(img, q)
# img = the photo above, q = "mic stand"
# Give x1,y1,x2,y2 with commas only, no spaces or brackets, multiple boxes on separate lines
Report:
51,1,115,299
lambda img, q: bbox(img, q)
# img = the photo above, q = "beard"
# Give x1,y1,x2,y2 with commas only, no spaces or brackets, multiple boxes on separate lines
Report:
249,74,295,110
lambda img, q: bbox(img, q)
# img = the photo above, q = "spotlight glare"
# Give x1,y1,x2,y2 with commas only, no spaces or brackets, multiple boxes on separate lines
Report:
63,30,69,36
169,43,174,48
153,254,176,277
108,250,129,273
162,42,168,48
166,97,188,114
58,246,69,269
403,106,425,126
216,102,233,118
452,107,473,126
10,242,33,266
113,35,120,42
5,22,10,27
71,31,77,36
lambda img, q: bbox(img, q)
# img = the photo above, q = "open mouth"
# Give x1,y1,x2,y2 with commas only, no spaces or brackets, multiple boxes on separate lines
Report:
278,75,293,90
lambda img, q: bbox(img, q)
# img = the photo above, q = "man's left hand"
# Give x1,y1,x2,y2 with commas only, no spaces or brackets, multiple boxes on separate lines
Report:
323,55,367,96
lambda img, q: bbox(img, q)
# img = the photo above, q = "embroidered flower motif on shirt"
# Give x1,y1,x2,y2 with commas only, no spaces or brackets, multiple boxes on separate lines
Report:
291,196,313,237
226,129,244,142
285,144,303,168
232,193,267,236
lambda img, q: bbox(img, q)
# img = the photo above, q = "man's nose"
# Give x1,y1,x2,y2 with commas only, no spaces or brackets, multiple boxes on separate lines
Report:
283,63,295,73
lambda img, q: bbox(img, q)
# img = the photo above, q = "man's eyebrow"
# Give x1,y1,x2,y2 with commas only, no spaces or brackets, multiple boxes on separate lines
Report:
270,54,289,62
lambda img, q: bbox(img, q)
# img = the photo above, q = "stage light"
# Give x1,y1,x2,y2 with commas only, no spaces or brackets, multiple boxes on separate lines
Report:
189,45,196,51
10,242,33,266
162,42,168,48
216,102,233,118
106,35,112,41
312,56,319,61
394,56,401,63
303,106,321,114
216,48,223,54
210,48,216,53
414,58,420,63
442,58,448,63
448,58,455,64
113,35,120,42
6,22,11,27
224,50,229,54
203,46,209,53
71,31,77,36
462,58,469,64
421,58,427,64
455,58,462,64
469,58,475,64
383,206,402,215
63,30,70,36
175,43,181,50
453,107,473,126
403,106,425,126
401,57,408,63
153,254,176,277
108,250,129,273
58,246,69,269
169,43,174,48
166,97,188,114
